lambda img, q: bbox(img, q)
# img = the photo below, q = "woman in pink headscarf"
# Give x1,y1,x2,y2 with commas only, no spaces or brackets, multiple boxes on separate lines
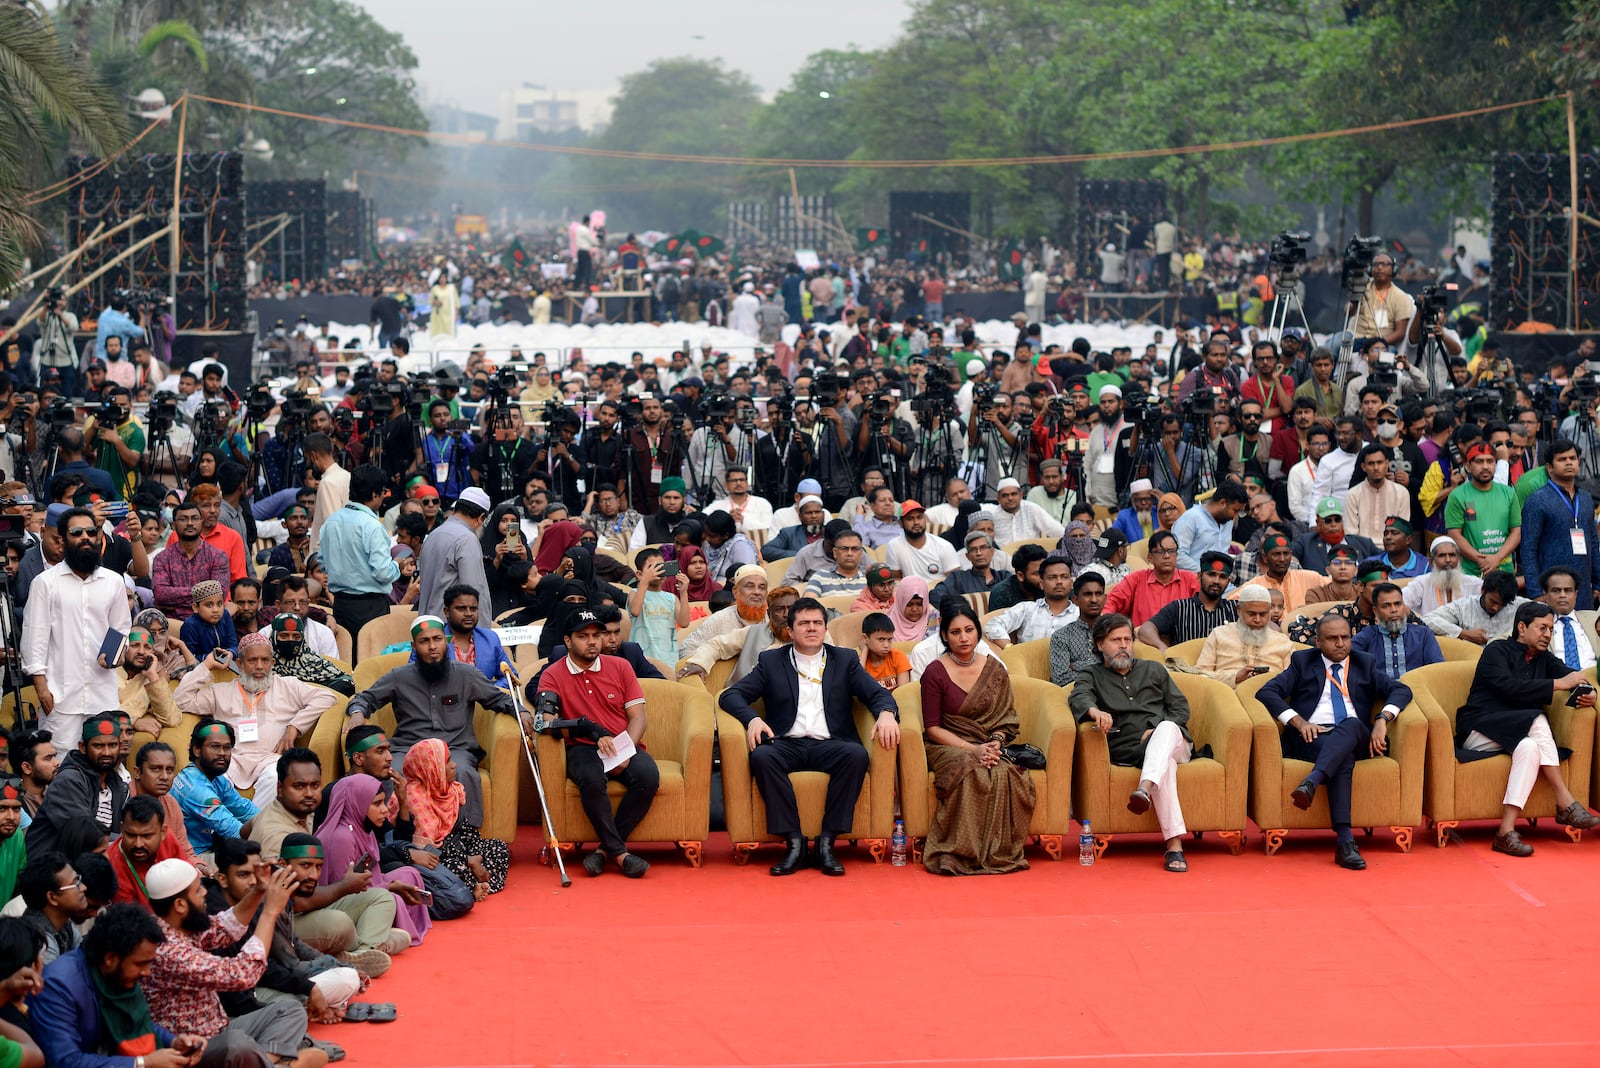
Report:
890,575,938,642
318,774,432,947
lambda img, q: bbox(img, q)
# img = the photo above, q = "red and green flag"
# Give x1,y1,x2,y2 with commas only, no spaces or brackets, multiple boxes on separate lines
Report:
500,238,528,272
857,227,889,251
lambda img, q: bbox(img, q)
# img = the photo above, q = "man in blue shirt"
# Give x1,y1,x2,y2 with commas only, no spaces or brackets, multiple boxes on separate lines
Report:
428,583,509,686
92,293,146,360
170,719,258,856
319,464,400,642
1171,481,1249,572
1352,580,1441,676
1377,517,1430,578
1520,438,1600,603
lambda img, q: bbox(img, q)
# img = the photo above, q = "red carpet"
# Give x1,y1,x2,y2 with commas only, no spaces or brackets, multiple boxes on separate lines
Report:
312,827,1600,1067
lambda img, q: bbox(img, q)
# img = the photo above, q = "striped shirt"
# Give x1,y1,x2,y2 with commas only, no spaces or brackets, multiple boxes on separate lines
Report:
1146,595,1239,646
804,568,868,600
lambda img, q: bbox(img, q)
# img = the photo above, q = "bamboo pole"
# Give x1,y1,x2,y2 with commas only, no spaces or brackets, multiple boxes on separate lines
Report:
1568,90,1580,333
246,215,295,261
8,223,173,337
12,212,148,290
168,96,188,310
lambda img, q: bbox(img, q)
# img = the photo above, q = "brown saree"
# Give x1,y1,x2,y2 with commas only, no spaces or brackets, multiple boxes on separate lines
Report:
922,658,1037,875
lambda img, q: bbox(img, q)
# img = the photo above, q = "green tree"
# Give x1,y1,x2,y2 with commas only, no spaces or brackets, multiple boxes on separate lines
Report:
579,57,763,231
0,3,125,288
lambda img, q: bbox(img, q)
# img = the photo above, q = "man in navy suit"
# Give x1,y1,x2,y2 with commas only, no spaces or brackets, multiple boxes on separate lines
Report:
720,596,900,876
1258,613,1412,870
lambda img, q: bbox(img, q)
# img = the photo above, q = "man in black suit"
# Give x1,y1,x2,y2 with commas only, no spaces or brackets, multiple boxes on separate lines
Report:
720,596,900,876
1257,613,1411,870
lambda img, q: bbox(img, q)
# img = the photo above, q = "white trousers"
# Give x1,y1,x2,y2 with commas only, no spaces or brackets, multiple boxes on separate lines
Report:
1139,720,1193,840
1464,716,1559,809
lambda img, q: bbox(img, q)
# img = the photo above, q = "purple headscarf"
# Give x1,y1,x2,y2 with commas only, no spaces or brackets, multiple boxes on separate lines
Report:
318,774,432,946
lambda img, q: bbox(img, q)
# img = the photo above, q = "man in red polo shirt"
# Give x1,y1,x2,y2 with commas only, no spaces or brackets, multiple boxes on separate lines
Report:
535,608,658,879
1103,529,1199,626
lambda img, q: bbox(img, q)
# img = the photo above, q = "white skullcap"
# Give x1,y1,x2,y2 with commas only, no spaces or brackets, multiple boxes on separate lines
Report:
145,858,201,901
1098,384,1123,400
1236,585,1273,605
996,477,1022,492
797,495,823,508
965,359,986,377
733,565,766,587
1428,535,1457,555
1129,478,1155,495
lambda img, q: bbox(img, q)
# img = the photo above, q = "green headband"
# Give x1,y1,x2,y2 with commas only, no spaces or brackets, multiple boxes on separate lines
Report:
280,841,324,860
197,721,233,742
411,615,446,638
346,731,389,756
82,713,120,742
128,627,152,644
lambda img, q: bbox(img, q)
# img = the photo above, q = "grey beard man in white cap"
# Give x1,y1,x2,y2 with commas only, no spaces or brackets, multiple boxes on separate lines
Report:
1195,584,1297,686
986,477,1066,545
1401,535,1481,617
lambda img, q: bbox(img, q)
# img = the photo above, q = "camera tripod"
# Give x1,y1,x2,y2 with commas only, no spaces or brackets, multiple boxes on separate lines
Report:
143,423,184,491
1265,265,1313,346
0,573,30,730
909,411,965,505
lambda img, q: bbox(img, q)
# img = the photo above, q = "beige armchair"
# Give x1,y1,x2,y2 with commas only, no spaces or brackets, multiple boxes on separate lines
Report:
1236,672,1427,854
897,675,1075,860
718,696,897,864
998,638,1051,681
1408,661,1595,847
1072,672,1252,857
532,680,715,866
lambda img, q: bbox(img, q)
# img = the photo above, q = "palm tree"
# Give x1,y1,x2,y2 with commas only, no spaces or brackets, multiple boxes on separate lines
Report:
0,3,127,290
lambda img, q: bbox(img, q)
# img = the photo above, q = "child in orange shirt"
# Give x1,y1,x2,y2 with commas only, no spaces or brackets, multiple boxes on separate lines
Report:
859,612,912,691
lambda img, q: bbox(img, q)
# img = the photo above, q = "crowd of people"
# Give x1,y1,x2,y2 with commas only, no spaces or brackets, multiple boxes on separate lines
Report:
0,223,1592,1067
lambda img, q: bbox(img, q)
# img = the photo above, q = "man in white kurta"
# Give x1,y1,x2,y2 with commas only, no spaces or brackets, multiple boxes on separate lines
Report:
173,632,335,797
21,509,131,740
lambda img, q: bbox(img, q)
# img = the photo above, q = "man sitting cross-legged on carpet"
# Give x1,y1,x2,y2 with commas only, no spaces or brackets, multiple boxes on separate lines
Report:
719,596,900,877
1069,613,1196,873
1452,600,1600,856
534,607,659,878
1257,613,1412,871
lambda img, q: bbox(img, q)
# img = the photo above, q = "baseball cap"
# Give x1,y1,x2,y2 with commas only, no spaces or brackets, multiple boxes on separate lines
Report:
1315,497,1343,519
1095,529,1128,558
899,499,926,516
563,609,603,635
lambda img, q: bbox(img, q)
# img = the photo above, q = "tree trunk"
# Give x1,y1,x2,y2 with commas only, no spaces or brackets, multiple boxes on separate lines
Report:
1358,185,1375,236
1192,170,1210,235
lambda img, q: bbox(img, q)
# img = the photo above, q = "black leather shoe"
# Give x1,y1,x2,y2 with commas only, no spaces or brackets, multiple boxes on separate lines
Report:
1334,840,1367,870
1127,787,1152,815
769,837,807,876
814,833,846,876
1291,779,1317,811
768,831,806,876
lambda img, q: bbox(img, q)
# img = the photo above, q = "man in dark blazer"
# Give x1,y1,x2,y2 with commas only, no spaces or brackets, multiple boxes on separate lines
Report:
1257,613,1411,870
720,596,900,876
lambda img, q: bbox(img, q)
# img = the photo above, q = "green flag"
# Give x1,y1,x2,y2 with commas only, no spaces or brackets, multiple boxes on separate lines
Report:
857,227,888,251
368,239,384,264
500,238,528,272
652,233,685,256
690,232,725,256
998,240,1026,283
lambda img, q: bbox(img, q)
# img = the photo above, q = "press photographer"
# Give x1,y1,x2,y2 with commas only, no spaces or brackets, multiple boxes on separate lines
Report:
622,394,687,515
469,391,534,507
532,408,584,511
752,394,812,502
1085,384,1137,510
686,396,752,503
82,384,145,502
966,385,1025,500
805,374,860,510
1352,245,1414,348
33,286,79,395
855,386,914,499
420,399,473,501
1342,339,1428,413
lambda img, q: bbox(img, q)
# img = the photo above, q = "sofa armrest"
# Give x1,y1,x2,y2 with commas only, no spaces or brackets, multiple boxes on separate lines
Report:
674,688,715,840
717,711,757,844
853,701,897,839
1072,722,1113,828
895,689,932,839
477,708,525,842
1390,703,1428,826
1012,678,1075,836
1235,677,1287,830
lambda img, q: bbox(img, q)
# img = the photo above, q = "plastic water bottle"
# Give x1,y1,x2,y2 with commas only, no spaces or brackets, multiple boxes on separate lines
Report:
1079,820,1095,867
891,820,908,867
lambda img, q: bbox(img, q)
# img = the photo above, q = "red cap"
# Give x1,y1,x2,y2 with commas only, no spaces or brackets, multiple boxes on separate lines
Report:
900,499,926,515
413,485,440,499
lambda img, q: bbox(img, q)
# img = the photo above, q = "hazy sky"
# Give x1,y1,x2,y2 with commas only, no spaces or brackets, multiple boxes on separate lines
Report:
370,0,912,116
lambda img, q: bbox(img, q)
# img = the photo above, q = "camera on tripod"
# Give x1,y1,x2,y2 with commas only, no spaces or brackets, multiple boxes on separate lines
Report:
1341,234,1384,294
972,383,999,416
1416,282,1458,325
1368,353,1400,392
43,398,75,428
812,373,849,410
148,390,180,434
245,384,277,423
43,286,66,311
1182,384,1223,419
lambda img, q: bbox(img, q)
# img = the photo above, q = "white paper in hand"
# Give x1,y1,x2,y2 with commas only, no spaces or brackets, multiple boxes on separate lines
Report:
601,732,637,773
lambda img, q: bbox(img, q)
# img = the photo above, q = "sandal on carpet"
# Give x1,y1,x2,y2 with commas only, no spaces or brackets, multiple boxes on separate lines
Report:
347,1002,397,1023
1163,850,1188,873
312,1041,346,1062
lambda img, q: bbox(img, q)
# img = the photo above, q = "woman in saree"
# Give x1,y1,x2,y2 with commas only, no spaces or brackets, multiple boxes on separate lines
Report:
400,738,510,899
318,774,432,947
917,601,1036,875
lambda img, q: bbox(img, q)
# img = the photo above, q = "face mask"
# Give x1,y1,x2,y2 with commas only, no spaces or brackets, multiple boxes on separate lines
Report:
1377,421,1399,441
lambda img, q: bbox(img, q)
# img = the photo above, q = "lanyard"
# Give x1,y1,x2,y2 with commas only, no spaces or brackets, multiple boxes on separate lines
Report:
1325,665,1352,704
1553,482,1583,525
236,682,262,716
1256,375,1277,410
791,648,827,686
119,838,151,902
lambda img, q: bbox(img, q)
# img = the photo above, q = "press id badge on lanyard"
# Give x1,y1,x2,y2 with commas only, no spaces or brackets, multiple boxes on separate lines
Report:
235,683,261,743
1557,484,1587,555
1574,527,1588,555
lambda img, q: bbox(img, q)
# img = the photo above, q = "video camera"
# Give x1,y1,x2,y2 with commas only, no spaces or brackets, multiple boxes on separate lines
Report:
245,383,277,423
1340,234,1384,295
1368,352,1400,392
43,397,75,428
1181,384,1224,420
1416,282,1458,325
147,390,179,435
43,286,66,312
812,373,849,411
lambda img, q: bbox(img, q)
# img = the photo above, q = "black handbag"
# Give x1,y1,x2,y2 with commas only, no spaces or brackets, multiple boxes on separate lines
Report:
1000,743,1047,769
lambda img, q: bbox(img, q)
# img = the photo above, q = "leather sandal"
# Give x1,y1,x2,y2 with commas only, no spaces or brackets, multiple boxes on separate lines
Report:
1163,850,1188,873
1555,802,1600,830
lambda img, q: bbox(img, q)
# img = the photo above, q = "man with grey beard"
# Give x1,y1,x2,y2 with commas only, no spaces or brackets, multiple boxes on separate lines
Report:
1402,535,1480,617
1069,613,1196,873
1353,581,1443,676
174,631,336,797
1195,585,1296,686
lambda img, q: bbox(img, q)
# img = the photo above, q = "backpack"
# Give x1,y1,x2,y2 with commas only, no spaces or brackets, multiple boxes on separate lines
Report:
661,275,681,303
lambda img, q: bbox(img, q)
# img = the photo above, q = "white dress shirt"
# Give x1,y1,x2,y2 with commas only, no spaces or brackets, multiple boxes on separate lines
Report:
1276,654,1399,726
986,501,1067,545
1287,458,1319,523
983,598,1080,644
1310,448,1358,508
786,648,829,740
706,494,774,536
1552,613,1597,670
21,562,132,739
910,632,997,680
